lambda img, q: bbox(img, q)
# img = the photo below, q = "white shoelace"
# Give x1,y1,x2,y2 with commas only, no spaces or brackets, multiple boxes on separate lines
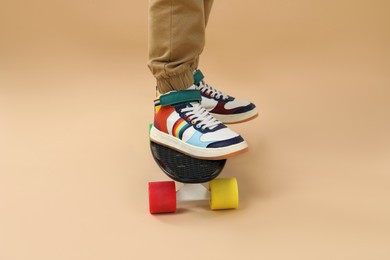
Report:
181,102,221,130
196,81,229,100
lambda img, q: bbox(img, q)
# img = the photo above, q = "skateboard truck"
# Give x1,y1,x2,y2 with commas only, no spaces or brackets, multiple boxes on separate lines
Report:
148,138,239,214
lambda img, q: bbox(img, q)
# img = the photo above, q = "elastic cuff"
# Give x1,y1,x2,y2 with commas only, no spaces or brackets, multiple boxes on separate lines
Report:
156,69,194,94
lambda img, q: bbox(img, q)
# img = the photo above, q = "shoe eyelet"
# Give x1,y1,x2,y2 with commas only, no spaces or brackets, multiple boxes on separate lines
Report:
210,93,215,98
196,124,201,128
191,120,197,125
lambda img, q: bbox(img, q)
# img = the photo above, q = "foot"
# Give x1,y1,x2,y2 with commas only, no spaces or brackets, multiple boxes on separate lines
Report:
150,89,248,159
191,70,258,124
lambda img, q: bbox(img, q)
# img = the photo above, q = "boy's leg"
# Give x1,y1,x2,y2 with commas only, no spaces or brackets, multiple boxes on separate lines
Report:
148,0,213,93
192,0,214,69
204,0,214,27
147,0,253,159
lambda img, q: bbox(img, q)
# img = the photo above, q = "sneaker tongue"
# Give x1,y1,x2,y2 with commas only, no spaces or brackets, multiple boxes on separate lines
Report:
175,101,197,111
193,69,205,85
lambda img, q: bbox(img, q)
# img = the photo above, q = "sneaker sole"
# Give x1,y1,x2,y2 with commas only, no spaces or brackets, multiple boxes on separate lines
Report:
149,126,248,160
211,108,258,124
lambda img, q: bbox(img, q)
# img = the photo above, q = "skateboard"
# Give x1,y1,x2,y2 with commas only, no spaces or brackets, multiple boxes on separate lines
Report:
148,126,239,214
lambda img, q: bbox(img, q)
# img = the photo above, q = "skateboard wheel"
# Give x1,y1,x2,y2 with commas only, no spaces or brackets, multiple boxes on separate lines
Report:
148,181,176,214
209,178,239,210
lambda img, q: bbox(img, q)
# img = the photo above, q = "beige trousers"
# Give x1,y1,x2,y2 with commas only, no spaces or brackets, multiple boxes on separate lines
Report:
148,0,214,93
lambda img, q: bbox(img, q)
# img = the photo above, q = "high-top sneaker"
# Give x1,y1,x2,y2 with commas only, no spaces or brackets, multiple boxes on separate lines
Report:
150,89,248,159
191,69,258,124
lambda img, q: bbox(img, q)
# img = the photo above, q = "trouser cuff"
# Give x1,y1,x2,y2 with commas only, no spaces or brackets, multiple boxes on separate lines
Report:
156,69,194,94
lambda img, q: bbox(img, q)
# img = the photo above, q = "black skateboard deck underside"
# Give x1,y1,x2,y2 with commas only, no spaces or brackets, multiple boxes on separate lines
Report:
150,141,226,183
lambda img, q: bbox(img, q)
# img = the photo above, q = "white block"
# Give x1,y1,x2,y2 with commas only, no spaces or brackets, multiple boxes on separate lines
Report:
176,184,210,201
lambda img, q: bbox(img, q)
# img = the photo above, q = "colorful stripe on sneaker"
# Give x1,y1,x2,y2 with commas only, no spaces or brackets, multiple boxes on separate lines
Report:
171,118,191,140
154,105,175,134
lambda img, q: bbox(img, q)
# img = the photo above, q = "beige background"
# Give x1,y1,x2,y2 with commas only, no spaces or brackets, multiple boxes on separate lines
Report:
1,0,390,259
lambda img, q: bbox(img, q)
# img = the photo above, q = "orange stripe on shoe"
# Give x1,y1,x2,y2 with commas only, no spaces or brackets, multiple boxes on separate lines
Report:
155,106,175,134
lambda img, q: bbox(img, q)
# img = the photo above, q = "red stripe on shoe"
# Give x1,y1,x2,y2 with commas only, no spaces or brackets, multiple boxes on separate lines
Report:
155,106,175,133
